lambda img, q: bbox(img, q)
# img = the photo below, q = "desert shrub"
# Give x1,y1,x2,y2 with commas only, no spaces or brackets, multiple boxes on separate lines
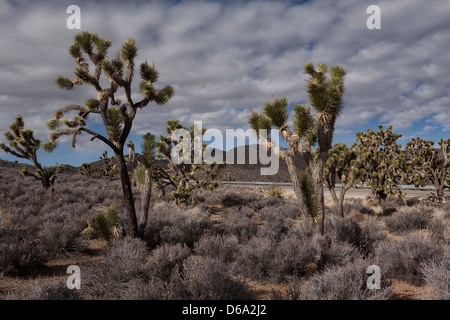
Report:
0,227,53,275
168,256,255,300
375,233,443,285
238,236,276,280
148,243,192,281
83,237,151,299
420,259,450,300
259,203,300,220
359,220,387,256
314,235,360,270
406,198,420,207
220,190,253,208
258,217,293,242
326,215,362,248
38,220,88,256
326,215,386,257
385,197,405,208
218,208,258,243
384,206,434,233
194,234,239,263
270,233,319,281
441,202,450,216
301,259,391,300
343,199,376,216
28,280,83,300
251,196,283,211
144,203,212,248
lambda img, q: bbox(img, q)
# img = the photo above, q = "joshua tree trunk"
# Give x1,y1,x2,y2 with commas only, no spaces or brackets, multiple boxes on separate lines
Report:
311,162,325,235
138,168,152,237
115,152,138,237
376,191,387,208
284,155,311,217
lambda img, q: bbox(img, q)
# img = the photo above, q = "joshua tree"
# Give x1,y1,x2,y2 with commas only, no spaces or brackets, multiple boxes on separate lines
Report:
249,63,346,234
315,143,365,216
134,133,157,237
81,205,123,244
0,114,62,192
46,31,174,237
405,137,449,198
353,125,406,207
127,140,137,169
154,119,225,205
79,151,118,181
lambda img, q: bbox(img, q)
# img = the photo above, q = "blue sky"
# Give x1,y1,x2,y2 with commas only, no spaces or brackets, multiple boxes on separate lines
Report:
0,0,449,167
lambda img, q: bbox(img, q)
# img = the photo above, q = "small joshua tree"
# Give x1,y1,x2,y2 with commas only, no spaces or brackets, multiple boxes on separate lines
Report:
127,140,137,169
134,133,157,237
249,63,346,234
315,143,365,216
46,31,174,237
405,137,449,198
79,151,118,181
81,205,123,244
353,125,406,207
0,114,62,192
154,119,225,205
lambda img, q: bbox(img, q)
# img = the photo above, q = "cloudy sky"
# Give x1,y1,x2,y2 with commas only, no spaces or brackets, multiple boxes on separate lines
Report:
0,0,449,167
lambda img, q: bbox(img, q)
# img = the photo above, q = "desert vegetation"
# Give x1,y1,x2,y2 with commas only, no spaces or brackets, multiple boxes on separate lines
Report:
0,159,449,300
0,31,449,301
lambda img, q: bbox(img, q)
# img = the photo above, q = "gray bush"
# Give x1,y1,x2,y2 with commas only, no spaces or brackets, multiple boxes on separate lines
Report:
375,233,443,285
195,234,239,263
420,259,450,300
148,243,192,281
168,256,255,300
302,259,391,300
384,206,434,233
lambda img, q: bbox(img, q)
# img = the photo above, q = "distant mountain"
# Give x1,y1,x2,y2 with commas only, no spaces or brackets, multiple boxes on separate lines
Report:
78,144,305,182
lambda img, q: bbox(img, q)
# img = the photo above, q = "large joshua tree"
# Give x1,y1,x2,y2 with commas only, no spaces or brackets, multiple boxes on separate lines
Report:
46,31,174,237
249,63,346,234
353,125,406,207
0,114,62,192
405,137,449,198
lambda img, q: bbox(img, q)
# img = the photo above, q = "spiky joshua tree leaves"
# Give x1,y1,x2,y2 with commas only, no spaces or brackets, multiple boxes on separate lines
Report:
0,114,63,192
81,205,123,244
249,63,346,234
405,137,450,198
353,125,406,208
47,31,174,237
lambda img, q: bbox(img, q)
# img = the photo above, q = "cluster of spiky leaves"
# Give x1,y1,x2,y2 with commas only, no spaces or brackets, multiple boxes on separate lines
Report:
81,205,122,244
151,120,225,205
0,115,62,190
79,151,118,181
353,125,406,205
404,137,449,196
248,63,345,151
321,143,365,186
47,31,174,153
